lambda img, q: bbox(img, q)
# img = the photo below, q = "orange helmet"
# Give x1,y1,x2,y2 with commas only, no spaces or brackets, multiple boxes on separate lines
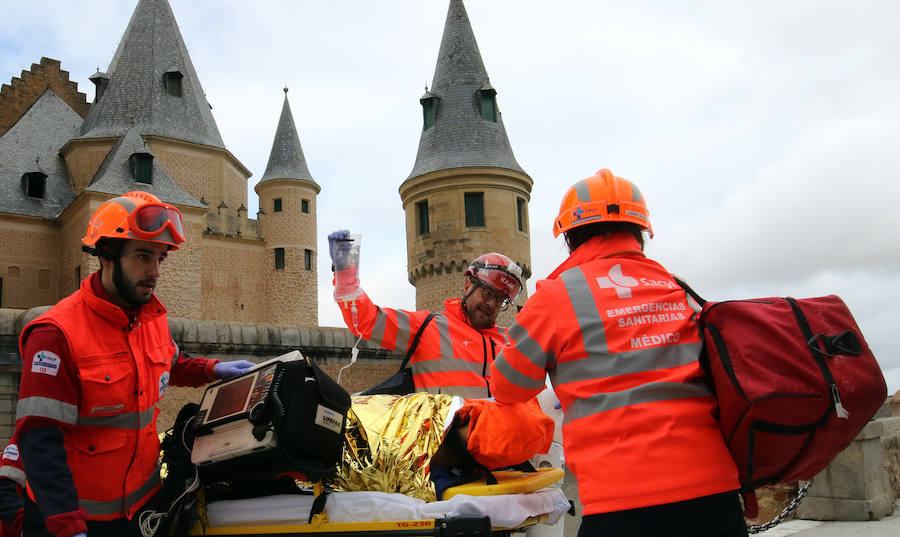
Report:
82,191,185,252
465,253,524,303
553,168,653,238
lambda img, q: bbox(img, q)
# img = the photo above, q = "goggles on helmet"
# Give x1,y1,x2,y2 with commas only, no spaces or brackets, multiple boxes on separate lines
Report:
128,203,185,243
468,261,523,305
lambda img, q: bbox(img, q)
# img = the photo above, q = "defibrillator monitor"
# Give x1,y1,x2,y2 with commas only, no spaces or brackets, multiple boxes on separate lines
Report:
190,351,301,467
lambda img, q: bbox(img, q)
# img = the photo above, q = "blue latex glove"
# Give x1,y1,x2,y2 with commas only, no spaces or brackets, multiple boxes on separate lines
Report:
328,229,352,271
214,360,255,380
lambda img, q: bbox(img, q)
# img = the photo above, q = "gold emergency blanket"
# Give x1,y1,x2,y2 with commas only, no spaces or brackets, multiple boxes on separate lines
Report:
330,393,455,502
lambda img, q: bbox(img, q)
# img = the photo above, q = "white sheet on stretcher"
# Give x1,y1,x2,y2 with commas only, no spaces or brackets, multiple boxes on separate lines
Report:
205,488,570,529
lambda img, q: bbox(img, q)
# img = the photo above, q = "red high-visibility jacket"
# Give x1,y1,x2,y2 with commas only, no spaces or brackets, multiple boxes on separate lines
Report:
17,272,217,530
0,435,24,537
490,233,738,515
339,293,507,398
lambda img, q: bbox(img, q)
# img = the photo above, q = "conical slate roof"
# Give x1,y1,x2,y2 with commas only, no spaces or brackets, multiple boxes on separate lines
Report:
406,0,526,181
78,0,225,148
258,89,318,189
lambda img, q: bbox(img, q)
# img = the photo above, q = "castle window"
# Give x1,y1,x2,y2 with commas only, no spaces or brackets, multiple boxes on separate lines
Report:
164,70,183,97
465,192,485,228
417,200,429,235
304,249,312,270
420,92,439,131
275,248,285,269
274,198,282,212
129,153,153,184
478,86,497,123
301,199,309,214
22,172,47,198
516,197,528,232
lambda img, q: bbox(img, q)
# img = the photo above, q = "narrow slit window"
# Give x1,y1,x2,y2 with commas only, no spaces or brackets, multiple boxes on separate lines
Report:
274,198,282,212
417,200,429,235
516,198,528,232
275,248,285,269
478,86,497,123
301,199,309,214
304,249,312,270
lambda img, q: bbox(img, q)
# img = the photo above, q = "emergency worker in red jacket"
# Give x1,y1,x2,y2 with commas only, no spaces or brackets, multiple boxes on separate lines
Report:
0,435,25,537
490,170,745,537
328,230,523,398
16,191,254,537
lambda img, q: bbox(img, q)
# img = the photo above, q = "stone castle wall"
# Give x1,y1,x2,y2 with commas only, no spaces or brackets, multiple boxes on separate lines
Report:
145,137,250,212
0,217,62,309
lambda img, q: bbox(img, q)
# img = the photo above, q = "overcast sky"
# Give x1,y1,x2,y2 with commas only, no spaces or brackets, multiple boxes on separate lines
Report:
2,1,898,393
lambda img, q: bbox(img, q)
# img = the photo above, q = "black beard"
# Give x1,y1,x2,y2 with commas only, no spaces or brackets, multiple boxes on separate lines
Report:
112,259,150,308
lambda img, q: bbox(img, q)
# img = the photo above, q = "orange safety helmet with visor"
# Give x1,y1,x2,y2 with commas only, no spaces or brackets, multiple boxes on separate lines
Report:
465,253,524,307
553,168,653,239
82,191,186,253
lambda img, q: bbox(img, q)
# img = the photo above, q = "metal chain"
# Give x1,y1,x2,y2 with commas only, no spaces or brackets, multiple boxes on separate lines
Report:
747,480,813,534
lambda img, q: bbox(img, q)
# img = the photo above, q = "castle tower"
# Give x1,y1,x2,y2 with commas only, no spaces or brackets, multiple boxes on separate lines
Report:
255,88,320,326
55,0,252,320
400,0,533,326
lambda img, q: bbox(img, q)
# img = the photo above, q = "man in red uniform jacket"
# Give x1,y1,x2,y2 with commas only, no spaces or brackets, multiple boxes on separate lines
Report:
328,230,523,399
490,170,746,537
16,191,253,537
0,436,25,537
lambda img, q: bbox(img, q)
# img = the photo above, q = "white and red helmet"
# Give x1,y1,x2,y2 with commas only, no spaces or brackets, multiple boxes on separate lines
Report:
465,253,523,303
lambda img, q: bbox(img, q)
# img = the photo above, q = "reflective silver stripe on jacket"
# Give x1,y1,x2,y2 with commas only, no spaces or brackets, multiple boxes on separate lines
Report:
170,340,180,365
560,267,610,356
0,465,26,488
493,323,555,391
16,396,78,425
76,405,156,430
563,377,713,426
506,323,556,370
79,463,161,517
554,342,702,386
420,385,489,399
434,314,452,359
371,308,412,352
414,358,485,376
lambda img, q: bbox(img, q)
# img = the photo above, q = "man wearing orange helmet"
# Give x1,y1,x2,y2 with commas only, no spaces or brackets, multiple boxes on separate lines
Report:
16,191,254,537
490,170,746,537
328,230,523,398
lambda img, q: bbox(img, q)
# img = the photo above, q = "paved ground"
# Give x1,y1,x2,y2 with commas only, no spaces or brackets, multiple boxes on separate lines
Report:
756,500,900,537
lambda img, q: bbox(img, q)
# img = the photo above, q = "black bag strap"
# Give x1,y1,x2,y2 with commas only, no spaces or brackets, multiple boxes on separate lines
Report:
398,312,437,371
673,275,707,307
